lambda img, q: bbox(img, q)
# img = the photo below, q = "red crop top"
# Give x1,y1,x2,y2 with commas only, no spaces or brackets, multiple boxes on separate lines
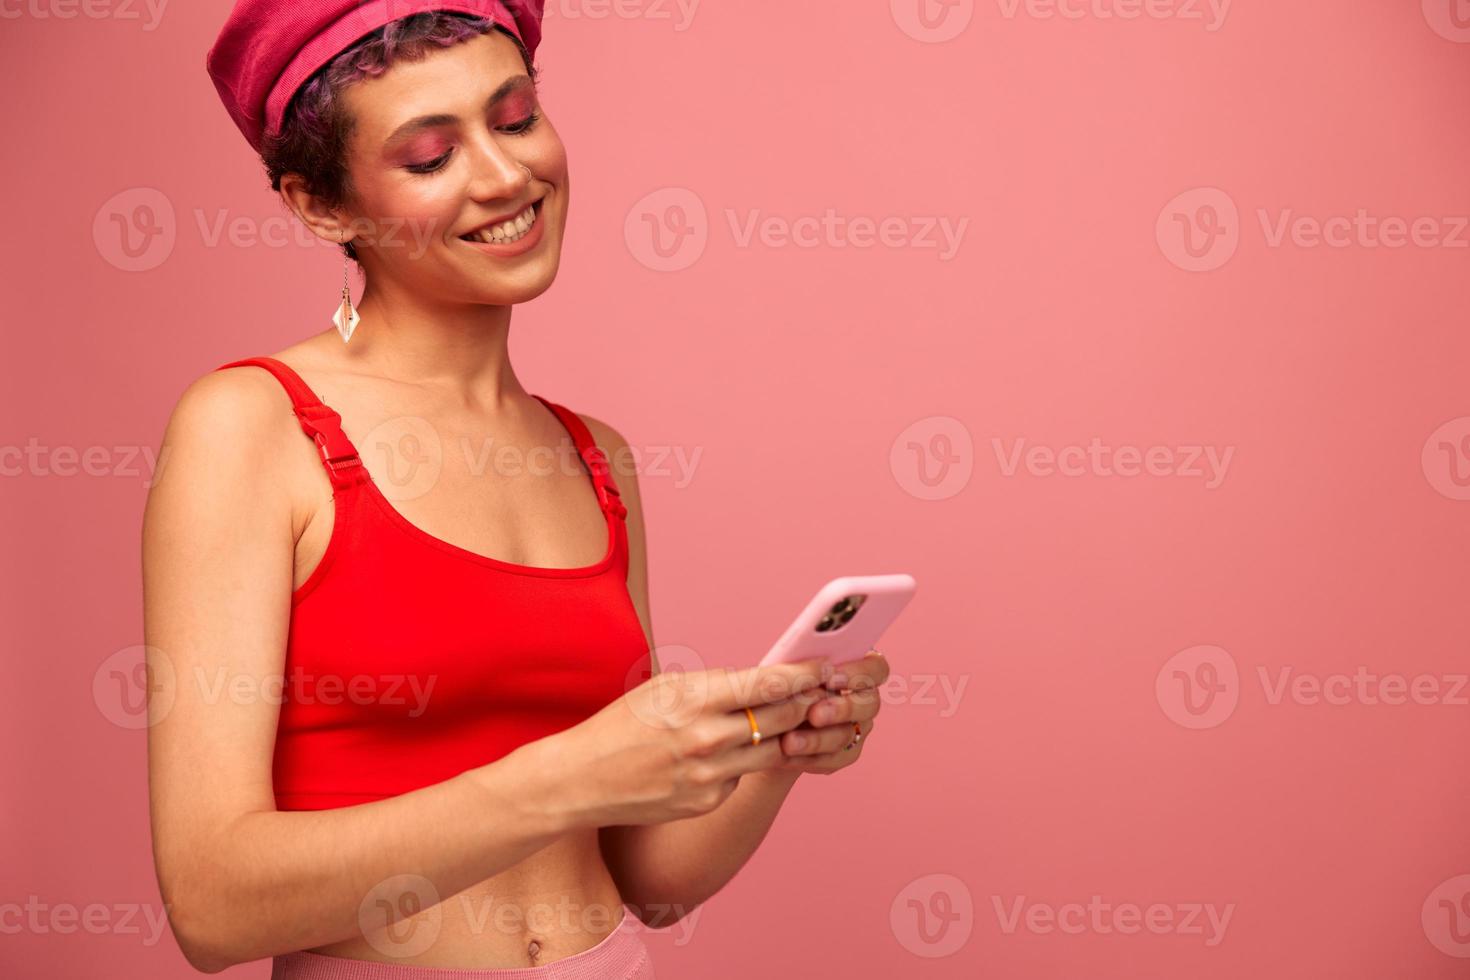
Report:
215,356,654,811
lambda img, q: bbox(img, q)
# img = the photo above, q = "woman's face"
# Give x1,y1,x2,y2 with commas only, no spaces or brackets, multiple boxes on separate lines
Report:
336,29,567,306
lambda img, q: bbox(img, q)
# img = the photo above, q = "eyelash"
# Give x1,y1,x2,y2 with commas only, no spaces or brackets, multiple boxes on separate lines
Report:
405,111,543,175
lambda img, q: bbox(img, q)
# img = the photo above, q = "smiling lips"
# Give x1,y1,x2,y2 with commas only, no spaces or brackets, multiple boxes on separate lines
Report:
459,201,539,245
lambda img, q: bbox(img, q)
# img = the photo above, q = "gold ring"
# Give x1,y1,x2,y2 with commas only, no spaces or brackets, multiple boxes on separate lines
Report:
744,706,761,746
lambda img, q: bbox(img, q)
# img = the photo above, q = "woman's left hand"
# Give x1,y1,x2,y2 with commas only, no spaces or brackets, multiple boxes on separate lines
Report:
775,649,890,774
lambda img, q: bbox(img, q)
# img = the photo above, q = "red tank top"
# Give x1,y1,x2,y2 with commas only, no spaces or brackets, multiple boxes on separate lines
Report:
214,356,653,811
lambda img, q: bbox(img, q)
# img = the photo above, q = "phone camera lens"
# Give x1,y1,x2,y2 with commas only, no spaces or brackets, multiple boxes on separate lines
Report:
816,614,837,632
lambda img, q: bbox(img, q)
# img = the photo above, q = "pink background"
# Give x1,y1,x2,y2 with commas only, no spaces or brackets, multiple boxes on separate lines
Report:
4,0,1470,976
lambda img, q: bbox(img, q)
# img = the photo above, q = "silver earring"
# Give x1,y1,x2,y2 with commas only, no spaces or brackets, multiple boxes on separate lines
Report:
332,229,359,344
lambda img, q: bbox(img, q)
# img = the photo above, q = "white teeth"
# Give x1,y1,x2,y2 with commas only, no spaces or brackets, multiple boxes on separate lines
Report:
467,203,537,244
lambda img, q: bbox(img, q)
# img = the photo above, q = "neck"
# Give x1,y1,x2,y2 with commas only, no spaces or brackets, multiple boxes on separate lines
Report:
330,273,525,410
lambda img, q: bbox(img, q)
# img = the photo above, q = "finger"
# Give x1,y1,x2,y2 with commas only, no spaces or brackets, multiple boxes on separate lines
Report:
784,718,869,757
712,698,809,752
707,658,830,712
806,690,881,728
824,650,891,691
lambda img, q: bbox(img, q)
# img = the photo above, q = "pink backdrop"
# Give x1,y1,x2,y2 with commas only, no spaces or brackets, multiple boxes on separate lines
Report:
4,0,1470,976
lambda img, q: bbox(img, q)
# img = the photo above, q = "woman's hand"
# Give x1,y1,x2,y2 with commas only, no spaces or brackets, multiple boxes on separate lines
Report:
775,649,890,774
544,657,833,828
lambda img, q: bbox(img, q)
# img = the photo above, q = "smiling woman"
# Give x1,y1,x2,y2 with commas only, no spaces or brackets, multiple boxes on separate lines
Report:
143,2,879,978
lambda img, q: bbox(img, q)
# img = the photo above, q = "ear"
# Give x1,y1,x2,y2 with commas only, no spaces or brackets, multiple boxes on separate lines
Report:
278,173,352,246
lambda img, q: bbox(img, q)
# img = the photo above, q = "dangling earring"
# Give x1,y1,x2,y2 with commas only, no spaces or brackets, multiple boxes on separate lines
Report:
332,228,359,344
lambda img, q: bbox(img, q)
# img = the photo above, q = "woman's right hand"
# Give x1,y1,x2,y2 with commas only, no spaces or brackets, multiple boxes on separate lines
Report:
538,657,834,828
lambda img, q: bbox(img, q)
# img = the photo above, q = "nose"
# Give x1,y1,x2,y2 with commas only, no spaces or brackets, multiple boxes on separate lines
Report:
464,133,533,202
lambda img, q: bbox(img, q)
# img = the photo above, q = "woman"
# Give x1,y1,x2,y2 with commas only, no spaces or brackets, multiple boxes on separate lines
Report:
142,2,890,976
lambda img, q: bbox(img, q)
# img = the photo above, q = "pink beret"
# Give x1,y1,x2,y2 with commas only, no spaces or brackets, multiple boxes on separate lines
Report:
206,0,545,153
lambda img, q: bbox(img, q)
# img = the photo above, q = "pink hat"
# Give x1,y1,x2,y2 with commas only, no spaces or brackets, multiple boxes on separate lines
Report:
206,0,545,153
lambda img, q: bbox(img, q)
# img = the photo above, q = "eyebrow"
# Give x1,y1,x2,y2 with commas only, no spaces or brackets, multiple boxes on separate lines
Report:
382,75,536,146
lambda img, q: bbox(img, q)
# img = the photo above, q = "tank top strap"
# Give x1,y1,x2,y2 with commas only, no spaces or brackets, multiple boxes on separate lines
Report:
214,356,367,492
533,394,628,522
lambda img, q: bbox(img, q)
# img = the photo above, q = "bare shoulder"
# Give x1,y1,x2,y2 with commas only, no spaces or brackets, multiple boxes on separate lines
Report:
145,364,319,534
166,364,295,442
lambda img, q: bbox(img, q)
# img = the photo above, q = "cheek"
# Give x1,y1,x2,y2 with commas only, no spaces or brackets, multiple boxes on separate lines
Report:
351,176,464,245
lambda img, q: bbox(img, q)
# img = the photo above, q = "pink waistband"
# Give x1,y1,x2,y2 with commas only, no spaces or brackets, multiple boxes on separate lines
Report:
270,906,654,980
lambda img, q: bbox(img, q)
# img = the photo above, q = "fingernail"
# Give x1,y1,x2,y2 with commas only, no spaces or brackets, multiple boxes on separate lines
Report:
820,661,834,682
789,734,809,751
827,672,849,689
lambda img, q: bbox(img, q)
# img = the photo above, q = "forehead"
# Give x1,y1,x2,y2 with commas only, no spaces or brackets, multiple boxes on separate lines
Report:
339,29,530,143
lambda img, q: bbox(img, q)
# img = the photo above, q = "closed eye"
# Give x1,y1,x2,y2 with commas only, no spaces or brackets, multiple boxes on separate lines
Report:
404,112,543,176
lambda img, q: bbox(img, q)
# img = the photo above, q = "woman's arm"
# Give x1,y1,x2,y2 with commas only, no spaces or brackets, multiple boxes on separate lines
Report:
581,415,807,927
144,372,579,973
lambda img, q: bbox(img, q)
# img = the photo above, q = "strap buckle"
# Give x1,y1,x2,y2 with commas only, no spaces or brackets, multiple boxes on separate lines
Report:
597,481,627,520
583,447,627,520
297,409,361,474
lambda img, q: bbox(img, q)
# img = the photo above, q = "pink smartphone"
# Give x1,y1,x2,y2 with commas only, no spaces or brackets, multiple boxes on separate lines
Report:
759,574,917,668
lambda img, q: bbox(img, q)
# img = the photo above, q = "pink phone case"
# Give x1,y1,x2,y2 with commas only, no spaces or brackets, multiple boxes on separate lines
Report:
759,574,917,667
